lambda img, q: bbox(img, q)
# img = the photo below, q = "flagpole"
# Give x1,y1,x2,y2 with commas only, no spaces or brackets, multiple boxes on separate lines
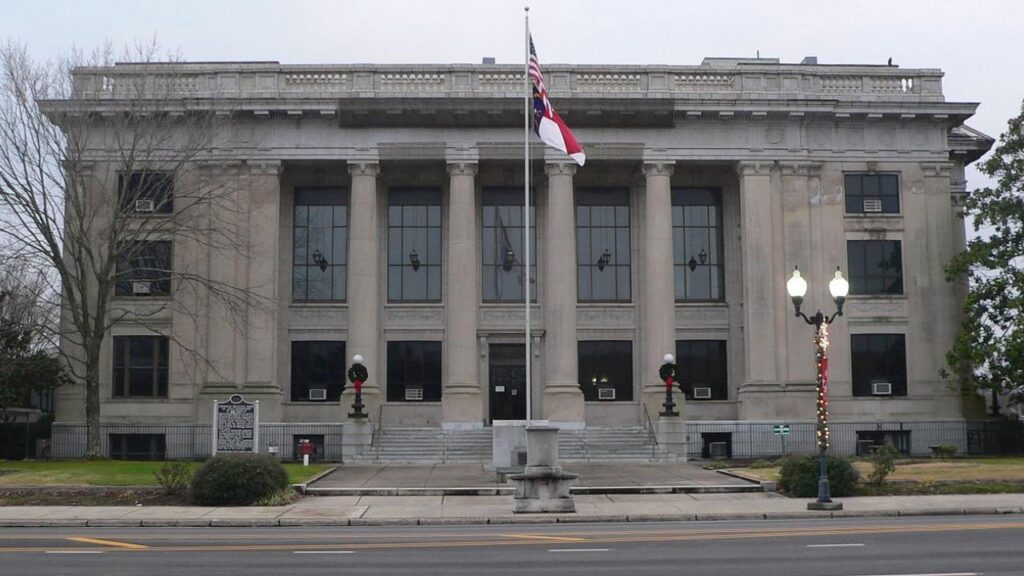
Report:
523,5,532,423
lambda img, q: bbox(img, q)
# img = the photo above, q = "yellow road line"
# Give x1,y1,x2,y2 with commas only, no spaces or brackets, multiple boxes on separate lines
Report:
502,533,588,543
0,520,1016,555
66,537,148,550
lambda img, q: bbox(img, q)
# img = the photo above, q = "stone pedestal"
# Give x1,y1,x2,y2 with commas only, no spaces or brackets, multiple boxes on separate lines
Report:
656,416,688,462
491,420,529,471
342,419,373,461
510,425,578,513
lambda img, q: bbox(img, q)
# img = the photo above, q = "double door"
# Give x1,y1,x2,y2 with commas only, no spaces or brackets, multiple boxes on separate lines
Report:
489,344,526,423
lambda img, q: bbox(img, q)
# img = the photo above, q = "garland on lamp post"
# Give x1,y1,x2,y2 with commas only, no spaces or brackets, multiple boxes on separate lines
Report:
814,323,830,453
659,353,679,417
347,354,368,419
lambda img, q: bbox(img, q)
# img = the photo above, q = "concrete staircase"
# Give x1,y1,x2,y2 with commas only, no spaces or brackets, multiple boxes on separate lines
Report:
559,427,658,462
352,426,657,464
354,428,493,464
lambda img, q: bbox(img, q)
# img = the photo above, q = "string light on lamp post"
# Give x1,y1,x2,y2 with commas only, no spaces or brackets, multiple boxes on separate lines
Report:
785,266,849,511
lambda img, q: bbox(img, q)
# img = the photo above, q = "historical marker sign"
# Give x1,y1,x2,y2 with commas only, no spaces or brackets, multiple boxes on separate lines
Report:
213,394,259,455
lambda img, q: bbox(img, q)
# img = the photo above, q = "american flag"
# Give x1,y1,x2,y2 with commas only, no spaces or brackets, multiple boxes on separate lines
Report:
528,36,586,166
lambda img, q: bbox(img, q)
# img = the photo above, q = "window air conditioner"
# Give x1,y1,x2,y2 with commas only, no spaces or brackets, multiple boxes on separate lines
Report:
131,281,151,295
405,387,424,401
693,386,713,400
862,198,883,213
872,382,893,396
308,388,327,401
709,441,729,459
134,199,155,212
597,387,616,400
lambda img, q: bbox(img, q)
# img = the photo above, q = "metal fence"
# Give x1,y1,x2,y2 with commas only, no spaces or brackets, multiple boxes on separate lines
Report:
686,419,1023,460
50,423,345,462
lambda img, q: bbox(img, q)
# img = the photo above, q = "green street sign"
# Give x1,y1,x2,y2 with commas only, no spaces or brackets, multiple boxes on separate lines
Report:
773,424,790,435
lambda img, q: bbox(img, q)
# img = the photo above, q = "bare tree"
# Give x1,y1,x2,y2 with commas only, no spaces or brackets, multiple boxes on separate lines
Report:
0,41,262,456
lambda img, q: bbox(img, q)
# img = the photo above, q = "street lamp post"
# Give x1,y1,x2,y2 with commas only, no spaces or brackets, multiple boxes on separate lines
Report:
347,354,368,419
659,353,678,417
785,266,849,511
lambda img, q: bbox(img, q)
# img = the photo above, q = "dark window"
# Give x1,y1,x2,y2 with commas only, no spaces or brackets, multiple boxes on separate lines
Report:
847,240,903,295
672,188,724,301
851,334,907,396
578,340,633,401
290,341,345,402
482,188,536,302
388,188,442,302
112,336,169,398
293,188,349,301
115,241,172,296
701,432,732,459
119,172,174,214
387,341,442,402
577,189,631,302
109,434,166,460
845,174,899,214
675,340,728,400
856,430,911,456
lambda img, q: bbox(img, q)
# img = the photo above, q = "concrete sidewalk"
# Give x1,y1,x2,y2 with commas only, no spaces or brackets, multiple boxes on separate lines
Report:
306,463,757,495
1,492,1023,527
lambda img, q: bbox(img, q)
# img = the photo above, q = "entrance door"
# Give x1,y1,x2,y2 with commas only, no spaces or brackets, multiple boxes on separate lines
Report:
489,344,527,423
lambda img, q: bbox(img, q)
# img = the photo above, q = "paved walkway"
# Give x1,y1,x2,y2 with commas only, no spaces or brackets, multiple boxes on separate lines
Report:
1,492,1022,527
310,463,750,489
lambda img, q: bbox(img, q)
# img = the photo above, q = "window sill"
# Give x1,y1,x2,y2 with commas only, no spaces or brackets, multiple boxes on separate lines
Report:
851,395,907,399
290,302,348,307
112,296,172,301
283,400,342,405
109,397,171,402
577,302,634,307
383,401,443,405
674,301,728,307
384,302,444,307
846,294,906,301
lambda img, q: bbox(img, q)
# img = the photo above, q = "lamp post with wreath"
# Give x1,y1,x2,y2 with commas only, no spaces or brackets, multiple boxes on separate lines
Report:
348,354,368,419
659,353,679,417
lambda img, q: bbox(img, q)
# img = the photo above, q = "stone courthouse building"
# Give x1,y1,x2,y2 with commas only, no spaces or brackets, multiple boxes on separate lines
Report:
50,56,993,461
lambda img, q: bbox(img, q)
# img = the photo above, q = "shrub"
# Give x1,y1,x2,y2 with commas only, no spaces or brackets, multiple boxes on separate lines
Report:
190,454,289,506
778,454,860,497
154,462,193,496
748,460,776,469
868,443,900,486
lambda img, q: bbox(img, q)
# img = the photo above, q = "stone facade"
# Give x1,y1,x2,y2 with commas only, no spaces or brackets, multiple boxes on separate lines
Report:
49,58,993,453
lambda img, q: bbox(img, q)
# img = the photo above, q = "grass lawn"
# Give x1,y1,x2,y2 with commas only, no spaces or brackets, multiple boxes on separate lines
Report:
739,456,1024,485
0,460,331,487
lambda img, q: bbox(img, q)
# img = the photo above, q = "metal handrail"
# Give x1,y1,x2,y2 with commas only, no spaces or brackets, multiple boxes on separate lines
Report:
371,404,383,449
642,405,659,459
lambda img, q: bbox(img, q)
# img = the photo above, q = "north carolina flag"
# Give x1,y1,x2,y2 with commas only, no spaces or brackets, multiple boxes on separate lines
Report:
529,36,585,166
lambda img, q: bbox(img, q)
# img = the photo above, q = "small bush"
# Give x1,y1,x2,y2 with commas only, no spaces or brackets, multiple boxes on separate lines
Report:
191,454,288,506
254,488,298,507
868,443,900,486
748,460,776,469
937,444,957,458
154,462,193,496
778,454,860,497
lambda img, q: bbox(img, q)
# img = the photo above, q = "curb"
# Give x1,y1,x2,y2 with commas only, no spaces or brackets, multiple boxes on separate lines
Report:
0,506,1019,528
304,484,761,497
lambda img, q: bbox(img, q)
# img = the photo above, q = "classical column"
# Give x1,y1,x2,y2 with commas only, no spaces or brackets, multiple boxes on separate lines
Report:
244,160,283,416
641,162,678,419
737,161,779,386
542,162,584,425
443,161,482,427
345,161,382,420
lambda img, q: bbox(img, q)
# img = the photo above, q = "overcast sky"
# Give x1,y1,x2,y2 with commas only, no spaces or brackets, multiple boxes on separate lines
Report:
2,0,1019,190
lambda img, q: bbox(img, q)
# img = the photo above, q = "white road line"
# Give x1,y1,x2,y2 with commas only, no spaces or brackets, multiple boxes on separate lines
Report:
807,543,865,548
548,548,610,553
45,551,104,554
293,551,355,555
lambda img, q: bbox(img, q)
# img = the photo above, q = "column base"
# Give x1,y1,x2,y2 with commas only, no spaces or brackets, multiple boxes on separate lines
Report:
442,385,483,426
807,501,843,511
543,385,585,423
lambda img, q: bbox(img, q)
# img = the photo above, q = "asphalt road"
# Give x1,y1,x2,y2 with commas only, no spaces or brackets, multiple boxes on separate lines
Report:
1,515,1022,576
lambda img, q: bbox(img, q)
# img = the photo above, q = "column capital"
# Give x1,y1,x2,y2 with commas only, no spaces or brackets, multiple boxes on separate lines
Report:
446,161,478,176
544,161,577,177
347,161,380,177
736,160,772,177
247,160,283,176
642,162,676,178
